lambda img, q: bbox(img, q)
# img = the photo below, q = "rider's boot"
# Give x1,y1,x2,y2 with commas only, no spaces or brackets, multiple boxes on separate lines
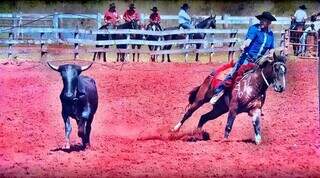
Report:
209,85,225,105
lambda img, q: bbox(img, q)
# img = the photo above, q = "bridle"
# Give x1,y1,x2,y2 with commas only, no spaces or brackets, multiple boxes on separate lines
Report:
260,61,286,87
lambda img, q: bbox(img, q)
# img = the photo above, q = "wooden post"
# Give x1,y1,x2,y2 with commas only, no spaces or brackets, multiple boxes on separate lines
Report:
222,14,229,29
125,34,130,61
53,12,60,40
228,31,237,62
97,12,102,29
74,29,79,60
8,32,14,60
209,32,215,63
184,32,189,63
280,31,285,56
40,32,47,60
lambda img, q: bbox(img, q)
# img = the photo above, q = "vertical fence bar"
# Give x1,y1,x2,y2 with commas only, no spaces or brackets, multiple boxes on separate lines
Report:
74,29,79,60
228,31,237,62
97,12,102,29
8,32,14,59
125,33,130,61
184,32,189,63
40,32,47,60
53,12,60,40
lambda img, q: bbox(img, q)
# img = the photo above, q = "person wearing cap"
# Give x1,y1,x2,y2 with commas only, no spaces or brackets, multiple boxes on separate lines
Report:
209,11,276,104
149,7,161,24
178,3,193,29
104,3,120,28
123,3,141,23
148,7,162,30
294,5,308,23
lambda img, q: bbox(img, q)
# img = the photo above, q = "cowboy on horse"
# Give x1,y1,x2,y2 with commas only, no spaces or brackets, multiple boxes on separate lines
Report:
148,6,162,31
291,5,308,30
104,3,120,29
178,3,194,29
210,11,277,104
123,3,141,24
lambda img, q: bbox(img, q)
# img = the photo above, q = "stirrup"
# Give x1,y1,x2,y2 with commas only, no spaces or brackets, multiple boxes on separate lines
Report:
209,90,224,105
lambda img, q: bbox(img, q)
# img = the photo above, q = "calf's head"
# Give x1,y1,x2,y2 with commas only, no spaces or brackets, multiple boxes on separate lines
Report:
47,62,93,101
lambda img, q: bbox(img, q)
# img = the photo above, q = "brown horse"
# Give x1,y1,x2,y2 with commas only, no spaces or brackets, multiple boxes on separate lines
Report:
172,49,287,144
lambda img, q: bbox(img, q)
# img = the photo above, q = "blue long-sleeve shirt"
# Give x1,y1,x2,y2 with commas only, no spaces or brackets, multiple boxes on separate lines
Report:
244,24,275,60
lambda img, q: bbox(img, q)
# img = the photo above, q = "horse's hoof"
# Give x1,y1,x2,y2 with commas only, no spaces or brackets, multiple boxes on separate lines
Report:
171,122,182,132
255,134,261,145
224,132,229,139
64,143,70,150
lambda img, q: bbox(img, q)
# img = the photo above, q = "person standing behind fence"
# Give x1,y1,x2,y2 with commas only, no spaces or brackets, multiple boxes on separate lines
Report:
148,7,162,30
291,5,308,29
104,3,120,28
178,3,193,29
123,3,141,23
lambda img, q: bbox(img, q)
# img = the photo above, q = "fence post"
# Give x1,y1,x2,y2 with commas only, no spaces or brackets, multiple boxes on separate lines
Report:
249,17,253,26
53,12,60,40
280,30,285,56
97,12,102,29
74,27,79,60
222,14,229,29
184,31,189,62
12,13,18,39
40,32,47,60
125,33,130,61
8,32,14,60
228,31,238,62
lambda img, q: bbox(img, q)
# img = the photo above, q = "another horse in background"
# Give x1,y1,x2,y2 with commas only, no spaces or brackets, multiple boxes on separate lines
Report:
146,22,162,62
93,25,112,62
162,15,216,62
172,49,287,145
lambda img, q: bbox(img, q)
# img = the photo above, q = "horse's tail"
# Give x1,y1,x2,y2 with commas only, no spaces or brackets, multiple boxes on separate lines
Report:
188,86,200,105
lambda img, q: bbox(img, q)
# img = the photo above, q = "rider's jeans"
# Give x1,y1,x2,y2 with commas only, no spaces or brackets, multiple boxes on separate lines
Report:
180,23,194,29
214,53,251,94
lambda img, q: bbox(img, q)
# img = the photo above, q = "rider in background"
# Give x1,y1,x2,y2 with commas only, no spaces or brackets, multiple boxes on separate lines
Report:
178,3,194,29
291,5,307,29
104,3,120,28
210,11,276,104
123,3,141,23
148,6,162,30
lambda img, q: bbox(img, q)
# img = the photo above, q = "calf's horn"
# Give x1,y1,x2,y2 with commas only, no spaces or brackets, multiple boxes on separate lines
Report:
81,62,93,71
47,62,59,71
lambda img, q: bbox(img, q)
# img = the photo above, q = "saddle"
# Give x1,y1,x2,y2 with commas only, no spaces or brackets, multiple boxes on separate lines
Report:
210,62,256,89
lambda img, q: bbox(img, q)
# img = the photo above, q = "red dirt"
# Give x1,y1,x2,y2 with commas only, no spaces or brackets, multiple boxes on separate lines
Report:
0,60,319,177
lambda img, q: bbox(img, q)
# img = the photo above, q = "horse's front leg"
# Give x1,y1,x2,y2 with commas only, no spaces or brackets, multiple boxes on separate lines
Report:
224,109,237,139
62,112,72,149
172,100,205,132
251,108,262,144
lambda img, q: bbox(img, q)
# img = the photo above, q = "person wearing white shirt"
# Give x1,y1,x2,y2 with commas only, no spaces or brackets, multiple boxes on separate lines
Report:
294,5,308,22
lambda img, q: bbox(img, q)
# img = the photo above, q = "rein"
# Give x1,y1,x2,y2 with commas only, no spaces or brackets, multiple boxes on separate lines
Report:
261,69,270,87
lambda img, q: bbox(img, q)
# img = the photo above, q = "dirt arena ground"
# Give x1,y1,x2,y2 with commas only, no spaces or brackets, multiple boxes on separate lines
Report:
0,59,319,177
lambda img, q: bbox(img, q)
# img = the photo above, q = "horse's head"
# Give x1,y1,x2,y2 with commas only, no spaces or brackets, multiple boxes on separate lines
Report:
195,14,216,29
208,14,216,29
259,48,287,92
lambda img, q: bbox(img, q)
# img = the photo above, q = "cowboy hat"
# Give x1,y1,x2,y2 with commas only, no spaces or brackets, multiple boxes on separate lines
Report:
299,5,307,10
129,3,135,9
109,3,115,8
256,11,277,21
150,7,158,12
181,3,189,10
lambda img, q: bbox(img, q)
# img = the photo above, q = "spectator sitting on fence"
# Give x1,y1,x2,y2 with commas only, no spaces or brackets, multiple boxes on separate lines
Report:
104,3,120,28
291,5,308,30
148,6,162,30
123,3,141,24
209,11,276,104
178,3,194,29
